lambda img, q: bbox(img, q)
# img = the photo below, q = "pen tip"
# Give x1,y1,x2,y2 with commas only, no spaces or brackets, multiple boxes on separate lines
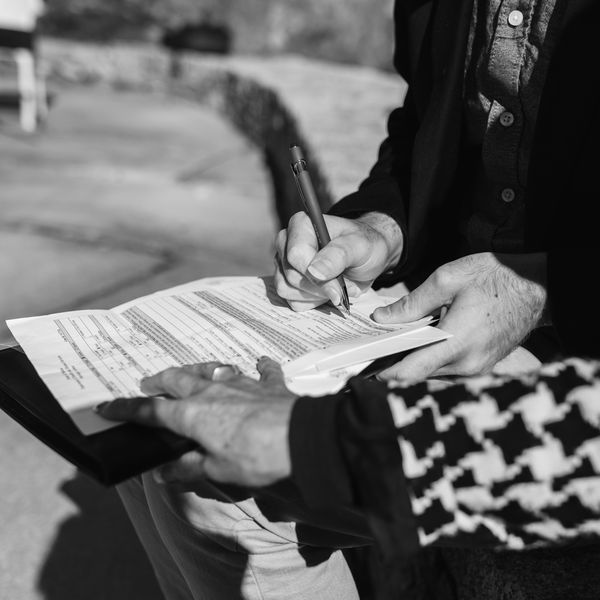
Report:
341,290,351,313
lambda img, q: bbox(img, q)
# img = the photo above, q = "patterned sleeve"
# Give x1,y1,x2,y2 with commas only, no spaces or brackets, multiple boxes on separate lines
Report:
380,358,600,550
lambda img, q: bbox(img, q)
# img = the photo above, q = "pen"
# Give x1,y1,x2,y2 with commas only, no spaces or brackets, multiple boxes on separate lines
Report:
289,144,351,313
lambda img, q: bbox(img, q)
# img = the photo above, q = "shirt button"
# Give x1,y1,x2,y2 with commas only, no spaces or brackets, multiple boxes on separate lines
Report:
501,188,516,203
508,10,524,27
500,111,515,127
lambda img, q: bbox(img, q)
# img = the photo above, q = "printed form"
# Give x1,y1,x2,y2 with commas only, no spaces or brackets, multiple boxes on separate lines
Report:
7,277,450,434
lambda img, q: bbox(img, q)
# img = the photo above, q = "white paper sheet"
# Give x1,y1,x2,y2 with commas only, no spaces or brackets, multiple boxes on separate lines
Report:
7,276,451,434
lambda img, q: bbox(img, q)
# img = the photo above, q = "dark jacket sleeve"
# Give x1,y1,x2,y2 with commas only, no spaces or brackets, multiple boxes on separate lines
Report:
326,2,425,286
288,393,355,507
327,100,416,289
327,96,415,231
547,251,600,358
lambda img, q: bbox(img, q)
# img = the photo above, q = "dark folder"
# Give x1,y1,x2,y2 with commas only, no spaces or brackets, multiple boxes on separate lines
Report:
0,347,197,486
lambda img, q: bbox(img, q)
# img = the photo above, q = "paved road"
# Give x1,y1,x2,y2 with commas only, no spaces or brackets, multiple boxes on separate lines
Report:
0,85,277,600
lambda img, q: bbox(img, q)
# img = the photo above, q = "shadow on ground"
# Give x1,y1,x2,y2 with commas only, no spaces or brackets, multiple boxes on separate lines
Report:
37,473,163,600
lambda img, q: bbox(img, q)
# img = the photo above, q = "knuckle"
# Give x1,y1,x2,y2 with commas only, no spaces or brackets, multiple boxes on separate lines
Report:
286,245,310,271
161,400,194,436
380,296,407,320
284,267,302,288
263,362,280,377
395,294,411,312
324,244,348,268
274,267,308,297
161,367,181,386
132,396,160,423
169,400,191,424
431,264,454,289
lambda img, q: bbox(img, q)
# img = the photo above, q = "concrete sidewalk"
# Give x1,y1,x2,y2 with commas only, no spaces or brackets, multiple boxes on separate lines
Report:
0,85,277,599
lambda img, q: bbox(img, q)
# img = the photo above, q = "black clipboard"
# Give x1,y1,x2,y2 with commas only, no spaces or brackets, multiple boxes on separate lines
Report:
0,342,437,486
0,347,197,486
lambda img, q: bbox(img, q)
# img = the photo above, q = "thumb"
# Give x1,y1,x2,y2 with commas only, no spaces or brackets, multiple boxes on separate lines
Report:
373,275,453,324
306,229,375,282
306,244,350,282
377,340,452,382
257,356,287,386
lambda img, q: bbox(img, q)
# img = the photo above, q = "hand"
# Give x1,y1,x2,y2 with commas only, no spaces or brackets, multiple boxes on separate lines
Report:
372,252,548,381
274,211,403,311
97,358,299,488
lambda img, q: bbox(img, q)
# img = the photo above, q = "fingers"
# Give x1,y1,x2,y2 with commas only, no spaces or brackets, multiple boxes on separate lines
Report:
274,223,331,310
372,271,454,324
257,356,286,386
274,251,328,304
306,229,378,283
283,212,368,277
139,365,212,398
275,213,372,309
375,277,462,379
154,451,207,484
96,395,163,425
282,212,319,270
377,341,454,382
138,360,246,398
286,298,328,312
275,240,344,308
97,394,193,438
187,362,241,382
377,301,476,381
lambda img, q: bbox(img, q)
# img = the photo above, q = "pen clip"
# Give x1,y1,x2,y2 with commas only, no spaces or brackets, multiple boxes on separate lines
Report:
288,145,351,313
290,163,304,201
291,158,307,177
289,163,323,244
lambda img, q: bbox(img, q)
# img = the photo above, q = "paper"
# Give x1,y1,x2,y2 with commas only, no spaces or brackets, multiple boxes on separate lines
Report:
7,276,451,434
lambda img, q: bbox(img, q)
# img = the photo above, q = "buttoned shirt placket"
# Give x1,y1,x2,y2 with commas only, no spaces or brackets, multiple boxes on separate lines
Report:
461,0,564,253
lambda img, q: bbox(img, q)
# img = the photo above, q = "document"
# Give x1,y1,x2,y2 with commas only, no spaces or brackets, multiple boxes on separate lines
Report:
7,276,451,435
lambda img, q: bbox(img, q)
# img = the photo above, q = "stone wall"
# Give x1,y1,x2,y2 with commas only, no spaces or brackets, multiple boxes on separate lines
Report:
40,0,396,71
40,38,407,226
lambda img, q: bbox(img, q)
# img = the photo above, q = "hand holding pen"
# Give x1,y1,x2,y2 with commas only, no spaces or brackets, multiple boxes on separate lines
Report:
274,145,404,313
288,145,351,313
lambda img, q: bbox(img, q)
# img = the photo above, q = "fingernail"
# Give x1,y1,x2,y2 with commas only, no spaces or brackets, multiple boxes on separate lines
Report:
347,281,361,297
327,288,341,307
376,369,392,381
371,306,387,321
307,261,328,281
93,401,110,414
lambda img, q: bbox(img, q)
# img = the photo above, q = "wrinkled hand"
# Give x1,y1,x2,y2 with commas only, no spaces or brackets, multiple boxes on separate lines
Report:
372,252,548,381
97,358,298,488
274,211,403,311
